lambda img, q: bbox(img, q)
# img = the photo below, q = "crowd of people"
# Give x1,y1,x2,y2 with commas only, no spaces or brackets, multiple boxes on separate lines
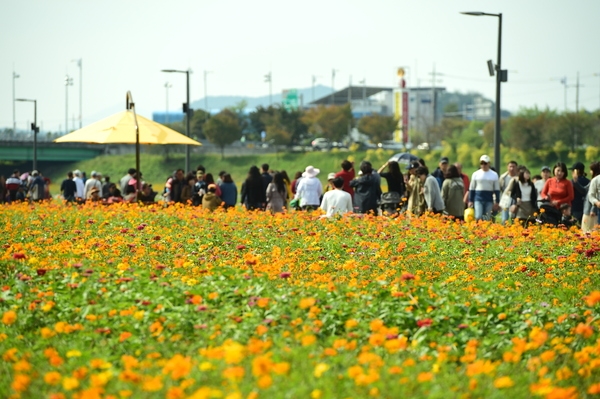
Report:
1,156,599,230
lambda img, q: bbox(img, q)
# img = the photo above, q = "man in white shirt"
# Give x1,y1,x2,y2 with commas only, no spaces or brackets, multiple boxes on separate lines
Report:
73,170,85,201
320,177,353,217
84,171,103,199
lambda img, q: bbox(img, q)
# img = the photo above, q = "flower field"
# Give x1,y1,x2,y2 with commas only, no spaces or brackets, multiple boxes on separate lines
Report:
1,202,600,399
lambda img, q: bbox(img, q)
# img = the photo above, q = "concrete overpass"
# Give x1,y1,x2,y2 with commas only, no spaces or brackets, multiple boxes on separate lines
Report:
0,140,105,162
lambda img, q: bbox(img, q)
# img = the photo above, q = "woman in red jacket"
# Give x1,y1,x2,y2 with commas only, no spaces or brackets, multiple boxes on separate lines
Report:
541,162,574,208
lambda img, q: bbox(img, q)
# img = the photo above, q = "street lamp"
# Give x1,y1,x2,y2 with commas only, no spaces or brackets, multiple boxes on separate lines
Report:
12,70,20,134
71,58,82,128
65,75,73,135
331,69,340,105
264,72,272,106
15,98,39,171
162,69,192,173
164,82,172,123
461,11,507,172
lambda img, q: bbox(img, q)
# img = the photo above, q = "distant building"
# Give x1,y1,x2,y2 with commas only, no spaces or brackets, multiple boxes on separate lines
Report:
308,86,395,119
152,112,185,124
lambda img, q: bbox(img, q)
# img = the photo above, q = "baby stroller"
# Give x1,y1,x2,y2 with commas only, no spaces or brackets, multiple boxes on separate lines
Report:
379,192,402,216
536,200,562,227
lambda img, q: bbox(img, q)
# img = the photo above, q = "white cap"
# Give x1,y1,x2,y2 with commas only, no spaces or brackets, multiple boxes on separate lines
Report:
91,170,97,177
479,155,491,164
74,169,81,176
327,173,336,180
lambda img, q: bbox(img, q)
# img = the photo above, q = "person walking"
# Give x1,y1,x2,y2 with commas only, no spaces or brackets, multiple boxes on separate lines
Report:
587,162,600,230
320,177,353,217
468,155,500,221
266,172,288,213
570,162,590,223
441,165,465,220
499,161,519,224
219,173,238,209
417,166,445,214
511,168,538,222
241,166,266,211
350,161,382,215
294,166,322,211
540,162,574,209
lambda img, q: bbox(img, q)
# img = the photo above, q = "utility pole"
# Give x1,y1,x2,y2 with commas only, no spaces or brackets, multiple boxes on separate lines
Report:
12,69,19,134
164,82,172,123
428,64,443,145
72,58,82,129
312,75,316,103
204,70,212,112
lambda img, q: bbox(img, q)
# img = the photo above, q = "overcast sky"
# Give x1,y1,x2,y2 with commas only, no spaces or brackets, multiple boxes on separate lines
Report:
2,0,599,133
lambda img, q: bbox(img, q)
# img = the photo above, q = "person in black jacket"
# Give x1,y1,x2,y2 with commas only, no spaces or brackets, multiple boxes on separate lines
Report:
350,161,382,215
241,166,266,211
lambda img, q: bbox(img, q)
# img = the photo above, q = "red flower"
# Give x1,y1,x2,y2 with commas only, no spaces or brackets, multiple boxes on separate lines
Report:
12,253,26,260
279,272,291,279
416,318,433,328
36,269,47,276
236,245,246,250
401,273,415,281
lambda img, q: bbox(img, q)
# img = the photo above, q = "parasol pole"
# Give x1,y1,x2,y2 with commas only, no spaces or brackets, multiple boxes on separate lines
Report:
126,91,141,199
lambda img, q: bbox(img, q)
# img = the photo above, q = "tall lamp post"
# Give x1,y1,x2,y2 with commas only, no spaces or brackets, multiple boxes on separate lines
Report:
162,69,192,173
331,69,339,105
15,98,39,171
72,58,83,128
164,82,172,123
13,70,20,134
461,11,506,172
264,72,272,106
64,75,73,135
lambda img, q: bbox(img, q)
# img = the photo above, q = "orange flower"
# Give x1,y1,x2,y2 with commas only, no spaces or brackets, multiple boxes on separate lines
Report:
584,291,600,307
574,323,594,339
12,374,30,392
142,375,163,392
119,332,132,342
2,310,17,325
44,371,62,385
417,372,433,382
493,376,514,388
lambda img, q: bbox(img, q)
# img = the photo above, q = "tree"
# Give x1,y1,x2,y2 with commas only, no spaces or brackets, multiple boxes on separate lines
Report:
357,114,398,144
190,109,211,140
302,105,352,142
249,106,308,146
203,109,242,159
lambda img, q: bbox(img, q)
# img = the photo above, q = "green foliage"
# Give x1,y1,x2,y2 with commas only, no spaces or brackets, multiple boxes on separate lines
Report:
203,109,243,159
357,114,398,144
302,104,352,141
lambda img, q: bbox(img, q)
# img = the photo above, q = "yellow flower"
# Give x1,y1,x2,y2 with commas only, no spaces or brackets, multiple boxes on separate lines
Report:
311,389,322,399
314,363,329,378
493,376,514,388
142,375,163,392
62,376,79,391
2,310,17,325
66,350,82,358
223,341,245,364
257,374,272,389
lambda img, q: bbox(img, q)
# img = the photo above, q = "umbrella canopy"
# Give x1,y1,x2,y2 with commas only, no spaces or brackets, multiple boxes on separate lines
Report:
54,110,201,146
388,152,419,167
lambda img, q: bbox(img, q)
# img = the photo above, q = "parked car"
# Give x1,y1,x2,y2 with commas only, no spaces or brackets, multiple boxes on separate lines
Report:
378,140,406,151
311,138,330,150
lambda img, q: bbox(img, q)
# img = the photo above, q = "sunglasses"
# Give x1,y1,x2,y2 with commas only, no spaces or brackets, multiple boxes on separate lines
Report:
480,162,488,165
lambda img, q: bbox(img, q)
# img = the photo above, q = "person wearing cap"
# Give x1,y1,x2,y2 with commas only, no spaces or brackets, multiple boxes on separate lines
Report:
534,166,551,206
350,161,382,215
86,186,101,202
540,162,574,209
334,160,355,199
323,172,337,194
432,157,449,188
72,170,85,201
202,183,223,211
569,162,590,223
294,166,323,211
468,155,501,221
84,171,102,200
405,161,426,216
498,160,519,224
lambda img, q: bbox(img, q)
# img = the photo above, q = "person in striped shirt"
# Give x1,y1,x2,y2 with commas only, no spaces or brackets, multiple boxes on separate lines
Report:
468,155,500,221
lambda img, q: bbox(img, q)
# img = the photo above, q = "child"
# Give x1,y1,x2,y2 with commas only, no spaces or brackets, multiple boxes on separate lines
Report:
202,184,222,211
559,203,578,228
